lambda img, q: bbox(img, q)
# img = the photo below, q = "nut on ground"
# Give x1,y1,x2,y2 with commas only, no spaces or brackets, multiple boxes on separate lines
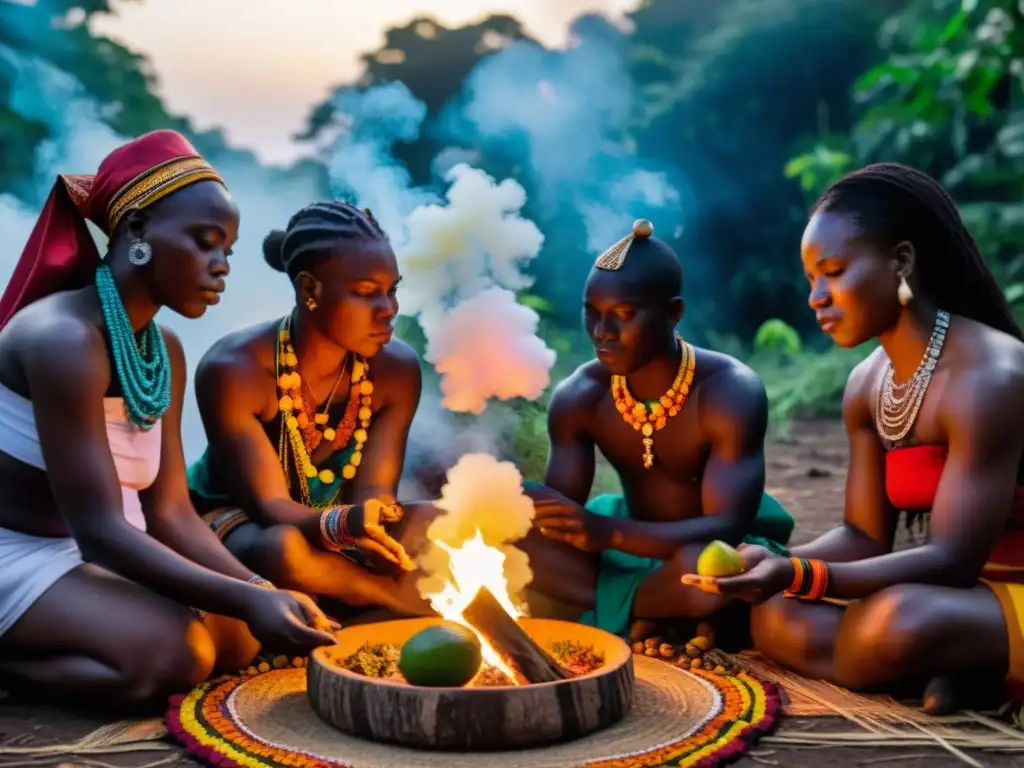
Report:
629,620,658,643
644,647,660,657
644,636,663,650
631,641,645,654
689,635,710,651
658,643,676,659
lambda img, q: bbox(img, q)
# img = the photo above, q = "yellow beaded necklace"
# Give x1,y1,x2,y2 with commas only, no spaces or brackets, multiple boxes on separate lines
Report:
275,316,373,507
611,333,695,469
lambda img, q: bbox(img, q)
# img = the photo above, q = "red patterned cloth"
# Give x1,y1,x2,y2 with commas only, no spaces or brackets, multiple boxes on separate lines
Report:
0,129,222,329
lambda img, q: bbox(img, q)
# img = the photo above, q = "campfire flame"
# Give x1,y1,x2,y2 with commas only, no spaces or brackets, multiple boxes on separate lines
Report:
424,530,523,685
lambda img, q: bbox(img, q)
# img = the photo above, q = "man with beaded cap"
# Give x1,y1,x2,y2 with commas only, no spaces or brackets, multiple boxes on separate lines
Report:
522,219,794,638
188,200,434,620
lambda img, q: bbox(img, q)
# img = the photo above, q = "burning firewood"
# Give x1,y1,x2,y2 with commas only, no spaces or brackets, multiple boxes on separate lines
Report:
463,586,571,685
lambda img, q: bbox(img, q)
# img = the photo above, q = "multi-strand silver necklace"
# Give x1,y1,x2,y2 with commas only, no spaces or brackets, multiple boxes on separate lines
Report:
875,309,950,444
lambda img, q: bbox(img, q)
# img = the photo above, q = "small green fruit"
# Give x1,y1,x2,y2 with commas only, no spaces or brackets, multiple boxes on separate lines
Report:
696,540,744,578
398,623,483,687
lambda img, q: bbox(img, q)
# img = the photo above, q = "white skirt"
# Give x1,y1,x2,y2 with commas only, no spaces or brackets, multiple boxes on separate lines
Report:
0,525,83,638
0,524,209,638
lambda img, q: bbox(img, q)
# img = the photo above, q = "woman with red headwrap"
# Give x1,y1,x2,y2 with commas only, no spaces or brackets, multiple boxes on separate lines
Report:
0,130,336,706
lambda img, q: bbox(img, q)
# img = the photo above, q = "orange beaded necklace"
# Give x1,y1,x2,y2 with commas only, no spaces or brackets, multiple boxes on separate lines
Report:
610,333,695,469
275,315,373,507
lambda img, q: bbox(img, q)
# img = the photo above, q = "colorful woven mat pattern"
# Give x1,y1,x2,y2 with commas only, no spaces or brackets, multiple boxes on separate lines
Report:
166,656,780,768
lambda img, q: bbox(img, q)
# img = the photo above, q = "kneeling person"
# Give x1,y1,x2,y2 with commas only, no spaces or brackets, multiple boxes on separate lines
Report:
524,219,793,637
188,202,430,618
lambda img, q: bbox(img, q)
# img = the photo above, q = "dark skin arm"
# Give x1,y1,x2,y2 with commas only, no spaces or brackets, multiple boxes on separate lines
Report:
195,348,323,540
815,371,1024,597
541,374,598,507
26,318,272,618
535,368,770,560
601,367,770,559
140,327,259,581
194,342,416,567
703,367,1024,602
792,357,898,562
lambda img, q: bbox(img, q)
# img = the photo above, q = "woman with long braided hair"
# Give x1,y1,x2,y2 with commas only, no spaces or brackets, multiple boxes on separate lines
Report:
684,163,1024,712
188,201,433,618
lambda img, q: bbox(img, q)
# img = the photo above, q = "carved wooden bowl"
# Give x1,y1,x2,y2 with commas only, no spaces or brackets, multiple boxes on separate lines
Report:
307,617,634,751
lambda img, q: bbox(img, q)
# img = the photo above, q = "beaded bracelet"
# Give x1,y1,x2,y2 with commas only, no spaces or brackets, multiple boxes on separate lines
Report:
783,557,829,601
319,505,356,552
247,574,276,590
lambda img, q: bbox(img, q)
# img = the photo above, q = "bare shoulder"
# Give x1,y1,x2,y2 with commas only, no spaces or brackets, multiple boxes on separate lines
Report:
157,324,186,371
5,295,110,397
550,360,608,417
369,337,422,408
692,347,767,421
371,337,421,381
941,319,1024,431
194,321,277,400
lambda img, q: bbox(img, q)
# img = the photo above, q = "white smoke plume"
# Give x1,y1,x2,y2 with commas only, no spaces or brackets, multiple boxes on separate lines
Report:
420,287,556,414
393,163,556,413
398,163,545,314
416,452,536,604
317,84,557,417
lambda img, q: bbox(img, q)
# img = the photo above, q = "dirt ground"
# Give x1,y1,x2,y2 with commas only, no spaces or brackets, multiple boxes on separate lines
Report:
0,419,1017,767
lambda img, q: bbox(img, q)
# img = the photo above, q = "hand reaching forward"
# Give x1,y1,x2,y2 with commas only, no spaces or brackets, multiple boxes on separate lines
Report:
243,588,338,655
680,544,793,604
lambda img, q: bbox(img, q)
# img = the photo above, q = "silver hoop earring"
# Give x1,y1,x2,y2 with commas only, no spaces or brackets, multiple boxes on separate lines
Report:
128,240,153,267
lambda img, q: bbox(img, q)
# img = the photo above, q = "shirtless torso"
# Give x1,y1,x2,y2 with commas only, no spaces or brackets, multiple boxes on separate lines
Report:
545,349,767,531
519,223,789,632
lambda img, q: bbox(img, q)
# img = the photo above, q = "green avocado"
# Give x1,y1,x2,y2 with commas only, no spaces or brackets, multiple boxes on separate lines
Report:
398,623,483,687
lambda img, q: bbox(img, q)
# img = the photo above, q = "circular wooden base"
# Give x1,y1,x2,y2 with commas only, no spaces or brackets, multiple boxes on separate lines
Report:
307,617,634,751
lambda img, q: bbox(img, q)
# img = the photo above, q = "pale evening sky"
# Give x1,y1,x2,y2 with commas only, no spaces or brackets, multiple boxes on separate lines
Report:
90,0,641,164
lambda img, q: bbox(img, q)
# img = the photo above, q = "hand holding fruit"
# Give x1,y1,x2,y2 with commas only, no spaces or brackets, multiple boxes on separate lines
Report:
735,543,775,570
681,540,794,604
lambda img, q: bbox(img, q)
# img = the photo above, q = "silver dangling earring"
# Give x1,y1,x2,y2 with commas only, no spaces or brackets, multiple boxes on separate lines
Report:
897,276,913,306
128,239,153,267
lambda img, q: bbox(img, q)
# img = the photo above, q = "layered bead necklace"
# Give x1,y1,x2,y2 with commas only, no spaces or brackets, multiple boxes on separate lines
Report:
275,315,373,507
95,265,171,431
611,332,696,469
875,309,950,444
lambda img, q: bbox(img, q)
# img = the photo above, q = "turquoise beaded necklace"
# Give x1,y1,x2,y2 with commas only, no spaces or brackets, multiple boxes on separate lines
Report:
95,265,171,430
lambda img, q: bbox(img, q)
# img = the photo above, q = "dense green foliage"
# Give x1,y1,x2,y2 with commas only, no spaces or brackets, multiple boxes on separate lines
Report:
3,0,1021,476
